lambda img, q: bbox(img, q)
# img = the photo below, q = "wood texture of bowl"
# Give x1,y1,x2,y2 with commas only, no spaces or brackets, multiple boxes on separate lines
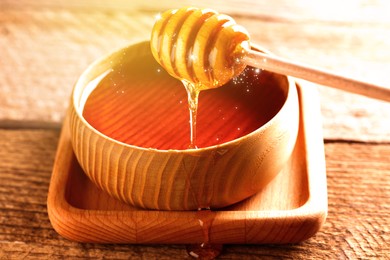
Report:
69,41,299,210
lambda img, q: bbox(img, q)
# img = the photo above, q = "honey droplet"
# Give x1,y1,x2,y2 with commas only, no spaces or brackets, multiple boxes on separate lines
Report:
186,208,223,259
186,243,223,259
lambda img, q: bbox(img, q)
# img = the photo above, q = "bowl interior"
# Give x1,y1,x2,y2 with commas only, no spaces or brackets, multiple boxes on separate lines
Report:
76,41,288,150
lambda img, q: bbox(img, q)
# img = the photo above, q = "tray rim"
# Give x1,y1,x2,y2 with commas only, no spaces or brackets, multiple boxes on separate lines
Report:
47,82,328,244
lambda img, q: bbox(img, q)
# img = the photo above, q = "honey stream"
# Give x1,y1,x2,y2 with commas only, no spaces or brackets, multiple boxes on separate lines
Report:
181,63,224,258
182,80,200,149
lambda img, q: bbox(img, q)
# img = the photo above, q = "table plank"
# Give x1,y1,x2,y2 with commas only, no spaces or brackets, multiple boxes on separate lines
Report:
0,129,389,258
1,1,390,141
2,0,390,24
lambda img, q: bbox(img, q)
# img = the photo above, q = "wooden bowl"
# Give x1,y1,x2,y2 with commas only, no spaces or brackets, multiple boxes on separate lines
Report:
69,41,299,210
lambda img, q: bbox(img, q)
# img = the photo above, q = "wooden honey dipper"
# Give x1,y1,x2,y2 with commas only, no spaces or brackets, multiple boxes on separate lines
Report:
151,7,390,102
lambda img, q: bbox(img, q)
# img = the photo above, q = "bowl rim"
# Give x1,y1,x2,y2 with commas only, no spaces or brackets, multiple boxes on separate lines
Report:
71,40,297,154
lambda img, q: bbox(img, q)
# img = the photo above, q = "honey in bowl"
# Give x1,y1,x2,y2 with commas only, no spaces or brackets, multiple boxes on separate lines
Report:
82,44,285,150
70,41,298,211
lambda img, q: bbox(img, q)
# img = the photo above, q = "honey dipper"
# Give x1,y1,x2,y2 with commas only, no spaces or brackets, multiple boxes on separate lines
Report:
151,7,390,102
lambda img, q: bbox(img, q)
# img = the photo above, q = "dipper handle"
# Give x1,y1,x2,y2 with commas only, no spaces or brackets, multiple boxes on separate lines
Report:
151,7,390,102
242,48,390,102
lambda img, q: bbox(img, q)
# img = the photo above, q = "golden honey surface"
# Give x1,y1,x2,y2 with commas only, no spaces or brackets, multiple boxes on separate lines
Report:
82,43,285,150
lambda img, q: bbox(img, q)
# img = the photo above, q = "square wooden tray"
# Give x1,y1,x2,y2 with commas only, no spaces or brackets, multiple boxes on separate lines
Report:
47,83,327,244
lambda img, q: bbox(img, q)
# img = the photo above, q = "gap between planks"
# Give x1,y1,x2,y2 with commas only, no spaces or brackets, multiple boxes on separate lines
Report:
2,122,390,146
0,120,62,130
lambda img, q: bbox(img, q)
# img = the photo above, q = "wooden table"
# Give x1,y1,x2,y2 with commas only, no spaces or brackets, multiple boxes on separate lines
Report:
1,0,389,258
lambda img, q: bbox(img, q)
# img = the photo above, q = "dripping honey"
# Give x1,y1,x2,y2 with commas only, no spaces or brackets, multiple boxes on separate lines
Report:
82,49,284,150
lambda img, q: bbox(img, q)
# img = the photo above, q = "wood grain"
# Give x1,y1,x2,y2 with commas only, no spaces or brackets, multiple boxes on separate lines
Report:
1,129,389,258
